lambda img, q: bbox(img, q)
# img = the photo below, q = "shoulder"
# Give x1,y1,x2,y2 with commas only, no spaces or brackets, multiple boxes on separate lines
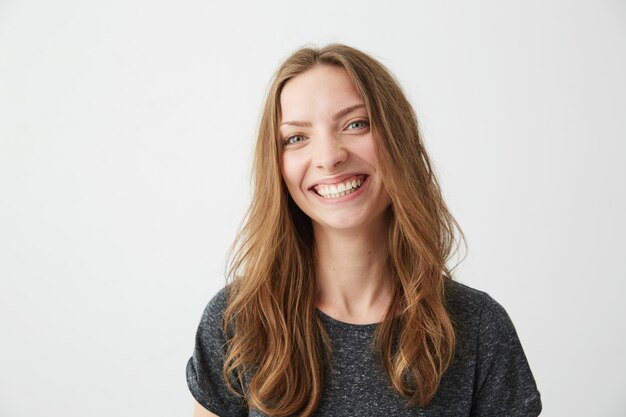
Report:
444,279,519,344
188,284,249,416
201,285,230,318
195,284,234,341
445,279,498,310
444,279,505,320
443,280,542,414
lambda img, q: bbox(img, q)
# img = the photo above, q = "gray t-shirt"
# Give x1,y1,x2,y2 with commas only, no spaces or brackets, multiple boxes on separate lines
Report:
186,280,542,416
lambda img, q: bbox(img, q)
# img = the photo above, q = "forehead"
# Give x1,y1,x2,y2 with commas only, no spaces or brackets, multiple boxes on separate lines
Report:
279,65,364,122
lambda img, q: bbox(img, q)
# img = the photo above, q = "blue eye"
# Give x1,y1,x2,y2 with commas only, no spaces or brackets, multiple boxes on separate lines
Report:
347,120,369,130
284,135,305,145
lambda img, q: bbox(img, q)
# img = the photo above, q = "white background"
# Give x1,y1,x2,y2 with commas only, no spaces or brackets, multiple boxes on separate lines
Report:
1,1,625,416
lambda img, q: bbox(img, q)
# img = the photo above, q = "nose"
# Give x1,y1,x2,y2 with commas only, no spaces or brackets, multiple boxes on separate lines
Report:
312,130,348,171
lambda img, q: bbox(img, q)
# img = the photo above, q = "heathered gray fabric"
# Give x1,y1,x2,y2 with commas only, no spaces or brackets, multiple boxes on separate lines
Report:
187,280,542,416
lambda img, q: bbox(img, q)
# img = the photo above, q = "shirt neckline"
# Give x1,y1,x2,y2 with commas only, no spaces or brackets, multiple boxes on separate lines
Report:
315,308,380,332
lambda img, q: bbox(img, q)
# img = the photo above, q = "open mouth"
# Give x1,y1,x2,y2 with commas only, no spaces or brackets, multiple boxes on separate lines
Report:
310,174,368,199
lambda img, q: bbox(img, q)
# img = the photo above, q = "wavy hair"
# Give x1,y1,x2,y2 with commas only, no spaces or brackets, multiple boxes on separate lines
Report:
222,44,466,416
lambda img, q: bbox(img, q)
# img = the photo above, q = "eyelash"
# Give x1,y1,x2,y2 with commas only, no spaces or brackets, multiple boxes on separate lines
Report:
283,135,305,146
347,120,369,130
281,119,370,146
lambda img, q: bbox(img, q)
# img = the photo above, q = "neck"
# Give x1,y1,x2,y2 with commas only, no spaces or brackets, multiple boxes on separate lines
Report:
313,213,393,324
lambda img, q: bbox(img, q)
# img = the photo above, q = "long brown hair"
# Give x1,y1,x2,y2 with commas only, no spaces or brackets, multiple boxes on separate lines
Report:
222,44,466,416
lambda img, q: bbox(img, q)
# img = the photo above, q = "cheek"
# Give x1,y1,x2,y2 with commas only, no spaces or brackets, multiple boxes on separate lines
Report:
352,136,378,166
280,153,307,188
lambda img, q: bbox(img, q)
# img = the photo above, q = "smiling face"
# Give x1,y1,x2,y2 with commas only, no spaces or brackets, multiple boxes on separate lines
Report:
279,64,392,235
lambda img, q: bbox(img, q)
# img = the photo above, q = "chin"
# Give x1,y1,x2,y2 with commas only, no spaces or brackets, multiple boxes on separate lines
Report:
318,221,363,232
311,214,373,234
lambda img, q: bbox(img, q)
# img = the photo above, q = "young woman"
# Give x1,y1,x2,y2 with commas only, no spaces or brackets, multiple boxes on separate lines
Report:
187,44,542,417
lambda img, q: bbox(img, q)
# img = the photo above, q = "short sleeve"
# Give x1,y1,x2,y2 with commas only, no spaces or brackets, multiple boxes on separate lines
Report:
186,287,248,417
470,296,542,417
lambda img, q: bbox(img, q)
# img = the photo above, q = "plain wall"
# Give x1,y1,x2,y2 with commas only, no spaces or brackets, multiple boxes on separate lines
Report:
1,1,625,416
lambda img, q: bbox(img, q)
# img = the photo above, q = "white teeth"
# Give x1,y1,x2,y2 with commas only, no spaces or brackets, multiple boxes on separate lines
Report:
314,176,366,199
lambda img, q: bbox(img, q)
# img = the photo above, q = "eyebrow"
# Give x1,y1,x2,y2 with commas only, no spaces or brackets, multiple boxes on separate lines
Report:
280,104,367,127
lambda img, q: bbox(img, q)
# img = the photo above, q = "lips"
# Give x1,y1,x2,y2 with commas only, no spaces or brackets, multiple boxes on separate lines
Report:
309,174,368,198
